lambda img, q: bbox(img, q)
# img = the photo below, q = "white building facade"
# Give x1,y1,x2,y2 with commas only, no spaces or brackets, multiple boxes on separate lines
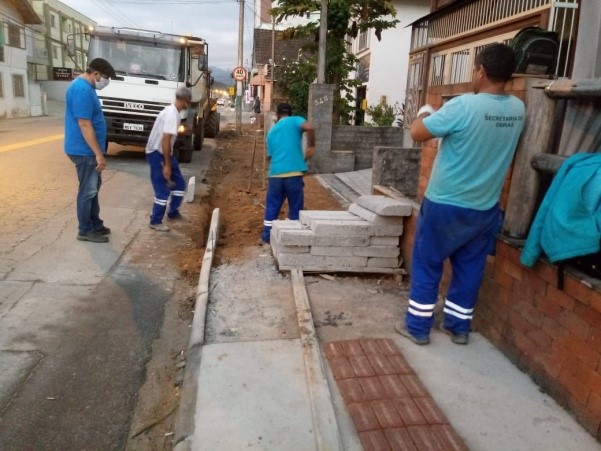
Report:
350,0,430,125
0,0,43,119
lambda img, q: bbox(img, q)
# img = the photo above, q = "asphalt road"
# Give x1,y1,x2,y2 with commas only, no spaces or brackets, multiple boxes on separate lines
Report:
0,109,212,449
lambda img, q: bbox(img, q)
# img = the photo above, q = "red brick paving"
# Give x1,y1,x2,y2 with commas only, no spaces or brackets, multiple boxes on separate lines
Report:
324,339,468,451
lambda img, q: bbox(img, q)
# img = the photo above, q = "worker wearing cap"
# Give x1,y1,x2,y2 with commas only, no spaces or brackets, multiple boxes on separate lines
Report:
261,103,316,243
145,87,191,231
65,57,116,243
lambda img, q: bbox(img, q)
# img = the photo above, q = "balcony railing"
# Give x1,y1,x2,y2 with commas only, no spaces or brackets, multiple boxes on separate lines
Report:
411,0,552,51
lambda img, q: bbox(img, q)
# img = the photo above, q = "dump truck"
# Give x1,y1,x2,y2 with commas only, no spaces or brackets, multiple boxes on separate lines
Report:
72,26,219,163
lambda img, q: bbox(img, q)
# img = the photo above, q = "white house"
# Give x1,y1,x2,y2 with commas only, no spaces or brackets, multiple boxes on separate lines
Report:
350,0,430,125
0,0,43,119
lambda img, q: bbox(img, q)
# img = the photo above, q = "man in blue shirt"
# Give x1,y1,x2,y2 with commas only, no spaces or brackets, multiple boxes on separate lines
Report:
261,103,316,243
65,58,115,243
397,43,526,346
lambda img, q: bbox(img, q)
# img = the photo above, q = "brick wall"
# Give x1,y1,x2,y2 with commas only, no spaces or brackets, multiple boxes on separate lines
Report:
331,126,404,171
407,76,601,441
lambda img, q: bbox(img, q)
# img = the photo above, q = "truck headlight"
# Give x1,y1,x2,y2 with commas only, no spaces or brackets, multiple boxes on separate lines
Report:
178,125,185,133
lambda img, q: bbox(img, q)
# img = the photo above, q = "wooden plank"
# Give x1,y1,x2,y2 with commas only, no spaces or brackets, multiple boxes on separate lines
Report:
290,269,343,451
503,79,557,239
531,154,568,174
545,78,601,100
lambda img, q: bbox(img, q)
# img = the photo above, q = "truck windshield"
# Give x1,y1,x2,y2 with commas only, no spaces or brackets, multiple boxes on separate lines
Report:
88,36,184,81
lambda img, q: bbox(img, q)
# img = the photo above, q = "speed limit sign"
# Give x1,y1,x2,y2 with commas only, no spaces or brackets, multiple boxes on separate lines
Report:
232,66,247,82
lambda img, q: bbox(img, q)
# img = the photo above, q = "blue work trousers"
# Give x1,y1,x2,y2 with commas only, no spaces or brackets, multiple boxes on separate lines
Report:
406,198,501,339
261,176,304,242
68,154,104,235
147,151,186,224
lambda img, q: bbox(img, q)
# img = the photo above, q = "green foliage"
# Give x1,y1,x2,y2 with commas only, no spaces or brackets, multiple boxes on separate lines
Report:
272,0,399,123
278,58,316,118
366,99,404,127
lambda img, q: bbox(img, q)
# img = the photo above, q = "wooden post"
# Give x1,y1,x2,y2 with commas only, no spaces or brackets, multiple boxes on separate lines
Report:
503,79,556,239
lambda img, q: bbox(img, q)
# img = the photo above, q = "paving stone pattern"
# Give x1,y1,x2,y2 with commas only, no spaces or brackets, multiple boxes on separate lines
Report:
324,339,467,451
271,196,412,274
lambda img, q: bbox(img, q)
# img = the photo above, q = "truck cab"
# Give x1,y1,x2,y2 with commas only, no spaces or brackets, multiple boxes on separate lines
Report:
85,27,218,162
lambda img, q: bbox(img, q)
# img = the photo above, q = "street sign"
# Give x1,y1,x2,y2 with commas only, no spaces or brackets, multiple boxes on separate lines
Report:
232,66,247,82
229,86,235,96
53,67,73,80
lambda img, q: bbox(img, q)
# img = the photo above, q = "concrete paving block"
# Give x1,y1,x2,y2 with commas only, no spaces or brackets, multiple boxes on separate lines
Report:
370,236,400,246
311,246,355,257
313,235,370,247
311,220,372,236
299,210,362,227
272,220,303,240
325,256,368,268
369,224,404,237
277,253,327,268
279,229,316,246
367,257,400,268
356,195,413,217
348,203,405,227
353,246,401,258
278,245,311,254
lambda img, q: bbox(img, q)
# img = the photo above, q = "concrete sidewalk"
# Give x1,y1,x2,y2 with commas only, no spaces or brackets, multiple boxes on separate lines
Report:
179,243,600,450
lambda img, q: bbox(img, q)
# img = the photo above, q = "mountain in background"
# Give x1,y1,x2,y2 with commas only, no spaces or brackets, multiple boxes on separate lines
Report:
210,67,233,86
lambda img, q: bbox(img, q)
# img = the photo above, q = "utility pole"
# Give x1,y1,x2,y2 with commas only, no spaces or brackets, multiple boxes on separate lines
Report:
236,0,245,133
317,0,328,83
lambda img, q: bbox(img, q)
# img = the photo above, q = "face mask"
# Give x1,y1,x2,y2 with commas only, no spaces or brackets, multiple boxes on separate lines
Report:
95,77,109,91
180,108,189,119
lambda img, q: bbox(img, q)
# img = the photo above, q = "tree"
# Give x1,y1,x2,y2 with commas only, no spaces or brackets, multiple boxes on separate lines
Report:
272,0,399,123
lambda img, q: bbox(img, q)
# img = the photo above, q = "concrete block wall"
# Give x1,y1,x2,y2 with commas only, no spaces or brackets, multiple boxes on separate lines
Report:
372,147,421,198
271,195,413,273
330,126,404,170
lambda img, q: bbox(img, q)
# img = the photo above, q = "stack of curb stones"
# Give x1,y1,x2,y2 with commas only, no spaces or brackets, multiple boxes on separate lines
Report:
271,195,413,273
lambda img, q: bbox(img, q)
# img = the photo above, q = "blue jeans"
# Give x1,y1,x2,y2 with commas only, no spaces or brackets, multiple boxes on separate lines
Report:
405,198,501,338
68,155,104,235
261,176,304,242
147,151,186,224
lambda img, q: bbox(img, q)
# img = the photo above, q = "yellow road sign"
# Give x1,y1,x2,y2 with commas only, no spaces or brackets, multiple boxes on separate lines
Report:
229,87,235,96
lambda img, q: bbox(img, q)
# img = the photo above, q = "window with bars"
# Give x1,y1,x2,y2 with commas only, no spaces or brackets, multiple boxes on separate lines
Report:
358,31,369,52
12,74,25,98
449,49,471,84
7,23,24,48
430,54,446,86
0,73,4,98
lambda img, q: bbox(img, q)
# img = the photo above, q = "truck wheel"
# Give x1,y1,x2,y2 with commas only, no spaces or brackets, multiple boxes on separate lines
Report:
194,119,204,151
204,112,220,138
179,135,194,163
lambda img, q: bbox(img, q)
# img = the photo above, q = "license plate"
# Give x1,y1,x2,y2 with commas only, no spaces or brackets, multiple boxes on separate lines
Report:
123,123,144,131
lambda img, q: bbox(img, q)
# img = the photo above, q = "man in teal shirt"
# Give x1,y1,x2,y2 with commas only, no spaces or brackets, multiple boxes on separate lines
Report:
261,103,316,243
397,44,525,345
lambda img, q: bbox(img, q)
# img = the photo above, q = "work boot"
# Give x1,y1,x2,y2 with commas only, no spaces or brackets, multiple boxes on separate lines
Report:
96,225,111,235
394,321,430,345
77,231,109,243
441,325,469,345
149,223,170,232
167,212,185,221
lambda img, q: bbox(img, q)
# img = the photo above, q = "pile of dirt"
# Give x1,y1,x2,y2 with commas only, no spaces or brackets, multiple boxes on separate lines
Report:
206,123,343,264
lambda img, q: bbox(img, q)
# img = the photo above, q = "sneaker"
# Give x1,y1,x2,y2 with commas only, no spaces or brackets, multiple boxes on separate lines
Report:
167,212,185,220
96,225,111,235
149,223,170,232
441,325,469,345
394,321,430,345
77,231,109,243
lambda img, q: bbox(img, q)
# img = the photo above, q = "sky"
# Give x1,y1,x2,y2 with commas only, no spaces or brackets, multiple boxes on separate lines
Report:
60,0,256,70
